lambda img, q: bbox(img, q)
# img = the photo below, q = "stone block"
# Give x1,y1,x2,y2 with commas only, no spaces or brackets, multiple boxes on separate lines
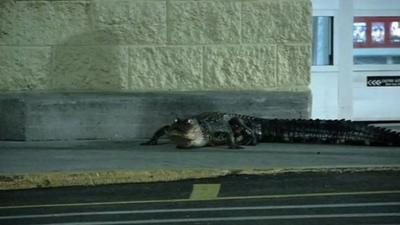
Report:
0,0,312,93
168,0,240,44
203,45,276,90
50,46,129,91
91,0,167,45
242,0,312,44
0,0,91,45
129,47,202,91
277,45,311,87
0,47,51,91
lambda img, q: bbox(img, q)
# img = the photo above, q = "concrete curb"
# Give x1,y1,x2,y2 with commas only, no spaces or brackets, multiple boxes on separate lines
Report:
1,166,399,191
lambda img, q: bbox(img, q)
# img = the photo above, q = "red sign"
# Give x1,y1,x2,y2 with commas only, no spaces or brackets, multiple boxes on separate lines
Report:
354,17,400,48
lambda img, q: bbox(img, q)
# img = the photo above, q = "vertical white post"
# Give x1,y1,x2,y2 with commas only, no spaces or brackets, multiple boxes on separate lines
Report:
337,0,354,119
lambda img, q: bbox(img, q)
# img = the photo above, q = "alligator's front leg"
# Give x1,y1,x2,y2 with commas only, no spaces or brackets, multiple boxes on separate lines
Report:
210,131,242,149
140,125,170,145
227,134,244,149
229,117,258,146
224,126,244,149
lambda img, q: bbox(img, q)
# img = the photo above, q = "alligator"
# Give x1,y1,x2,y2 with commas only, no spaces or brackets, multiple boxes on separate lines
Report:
141,112,400,148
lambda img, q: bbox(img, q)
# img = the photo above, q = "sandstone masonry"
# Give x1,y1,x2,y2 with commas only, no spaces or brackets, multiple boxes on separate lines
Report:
0,0,312,92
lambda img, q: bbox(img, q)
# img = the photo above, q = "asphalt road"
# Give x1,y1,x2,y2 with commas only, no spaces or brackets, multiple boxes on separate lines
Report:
1,170,400,225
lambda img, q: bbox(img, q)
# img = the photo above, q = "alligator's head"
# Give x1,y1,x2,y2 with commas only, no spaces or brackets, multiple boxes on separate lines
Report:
166,117,208,148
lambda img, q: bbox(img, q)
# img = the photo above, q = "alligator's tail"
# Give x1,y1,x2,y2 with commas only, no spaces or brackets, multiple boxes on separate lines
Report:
259,119,400,146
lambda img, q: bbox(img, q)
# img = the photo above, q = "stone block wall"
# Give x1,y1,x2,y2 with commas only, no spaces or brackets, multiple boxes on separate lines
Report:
0,0,312,92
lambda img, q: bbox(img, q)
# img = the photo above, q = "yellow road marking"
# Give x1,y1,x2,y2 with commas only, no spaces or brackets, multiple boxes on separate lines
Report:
190,184,221,200
218,190,400,201
1,190,399,210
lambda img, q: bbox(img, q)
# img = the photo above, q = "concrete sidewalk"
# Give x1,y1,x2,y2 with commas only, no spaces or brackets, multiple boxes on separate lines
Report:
1,140,400,190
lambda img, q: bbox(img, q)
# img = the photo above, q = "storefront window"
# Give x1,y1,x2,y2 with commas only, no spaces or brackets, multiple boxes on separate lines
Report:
312,16,334,66
353,17,400,65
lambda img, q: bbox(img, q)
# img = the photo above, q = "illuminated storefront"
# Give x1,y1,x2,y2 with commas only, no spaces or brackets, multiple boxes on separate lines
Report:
311,0,400,121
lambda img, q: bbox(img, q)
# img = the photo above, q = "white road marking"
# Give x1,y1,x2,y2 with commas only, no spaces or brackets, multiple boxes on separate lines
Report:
1,202,399,220
28,213,400,225
1,189,399,210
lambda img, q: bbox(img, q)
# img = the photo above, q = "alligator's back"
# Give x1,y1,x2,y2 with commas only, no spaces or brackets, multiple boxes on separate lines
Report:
258,119,400,146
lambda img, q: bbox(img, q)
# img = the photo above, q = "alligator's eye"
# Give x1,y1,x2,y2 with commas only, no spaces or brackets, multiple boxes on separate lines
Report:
173,118,179,123
186,119,193,124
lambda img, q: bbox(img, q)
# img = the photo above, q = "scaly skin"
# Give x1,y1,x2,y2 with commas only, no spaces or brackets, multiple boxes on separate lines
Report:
141,112,400,148
141,112,244,149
